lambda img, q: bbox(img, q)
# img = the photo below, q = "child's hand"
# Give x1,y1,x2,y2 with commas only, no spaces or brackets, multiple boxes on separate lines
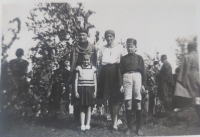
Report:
93,92,97,98
75,92,80,98
120,86,124,93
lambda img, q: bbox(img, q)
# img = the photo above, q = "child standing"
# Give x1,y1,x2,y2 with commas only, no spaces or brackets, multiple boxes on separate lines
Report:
75,54,97,134
120,38,146,136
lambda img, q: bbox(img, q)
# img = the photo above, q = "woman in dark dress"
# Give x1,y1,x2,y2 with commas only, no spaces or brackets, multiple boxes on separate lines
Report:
8,48,29,104
98,30,124,133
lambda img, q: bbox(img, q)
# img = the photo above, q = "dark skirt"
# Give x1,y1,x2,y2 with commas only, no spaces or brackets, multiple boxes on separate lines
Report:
75,86,94,106
98,63,122,100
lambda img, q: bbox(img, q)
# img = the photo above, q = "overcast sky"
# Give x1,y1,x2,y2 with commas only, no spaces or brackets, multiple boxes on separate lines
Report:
1,0,200,72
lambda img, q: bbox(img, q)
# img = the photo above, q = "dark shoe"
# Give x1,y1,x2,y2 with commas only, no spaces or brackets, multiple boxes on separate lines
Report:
125,128,131,136
111,128,119,134
137,129,144,136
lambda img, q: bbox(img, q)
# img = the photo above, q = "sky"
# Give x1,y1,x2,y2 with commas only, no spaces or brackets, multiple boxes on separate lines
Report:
1,0,200,73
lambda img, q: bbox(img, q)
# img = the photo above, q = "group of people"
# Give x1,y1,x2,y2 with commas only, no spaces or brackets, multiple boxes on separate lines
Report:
68,29,147,135
4,28,200,136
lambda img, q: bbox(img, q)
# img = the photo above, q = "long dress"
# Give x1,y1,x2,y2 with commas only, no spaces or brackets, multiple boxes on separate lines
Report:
174,51,200,101
98,43,124,101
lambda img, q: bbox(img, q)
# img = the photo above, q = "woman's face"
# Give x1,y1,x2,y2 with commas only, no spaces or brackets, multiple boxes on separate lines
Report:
105,34,114,45
83,58,90,66
127,44,136,54
79,33,87,43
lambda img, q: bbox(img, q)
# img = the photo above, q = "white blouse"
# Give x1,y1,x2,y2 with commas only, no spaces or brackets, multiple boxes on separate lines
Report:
99,43,124,65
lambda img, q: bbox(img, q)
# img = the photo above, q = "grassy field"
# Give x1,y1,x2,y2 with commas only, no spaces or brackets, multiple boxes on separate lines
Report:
0,107,200,137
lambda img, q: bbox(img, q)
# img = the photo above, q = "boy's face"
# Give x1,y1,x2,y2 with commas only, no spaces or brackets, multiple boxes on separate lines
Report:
155,64,159,69
127,44,136,54
64,61,69,67
83,58,90,66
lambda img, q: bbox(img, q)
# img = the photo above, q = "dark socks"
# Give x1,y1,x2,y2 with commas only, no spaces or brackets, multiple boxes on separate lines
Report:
126,110,132,129
136,110,142,131
74,105,80,124
195,105,200,121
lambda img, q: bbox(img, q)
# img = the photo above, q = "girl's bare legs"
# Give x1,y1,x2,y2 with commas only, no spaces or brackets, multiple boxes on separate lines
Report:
85,106,91,129
80,106,86,130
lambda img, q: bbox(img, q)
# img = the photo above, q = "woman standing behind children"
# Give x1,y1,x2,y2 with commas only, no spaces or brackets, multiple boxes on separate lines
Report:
74,54,97,134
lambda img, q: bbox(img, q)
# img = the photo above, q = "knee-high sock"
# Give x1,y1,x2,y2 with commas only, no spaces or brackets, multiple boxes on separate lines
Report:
136,110,142,131
74,105,80,123
126,110,132,129
195,105,200,121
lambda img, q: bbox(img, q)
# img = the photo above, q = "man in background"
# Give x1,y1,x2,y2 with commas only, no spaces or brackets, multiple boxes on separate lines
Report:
157,55,174,116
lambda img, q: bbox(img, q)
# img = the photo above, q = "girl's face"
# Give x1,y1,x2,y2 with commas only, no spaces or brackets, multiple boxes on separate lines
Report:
83,58,90,66
105,34,114,45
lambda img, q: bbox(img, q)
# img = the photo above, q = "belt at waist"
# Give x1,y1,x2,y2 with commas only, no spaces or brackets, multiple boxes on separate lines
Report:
124,71,139,74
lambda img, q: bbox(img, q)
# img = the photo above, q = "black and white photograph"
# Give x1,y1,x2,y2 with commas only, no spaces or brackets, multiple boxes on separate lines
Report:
1,0,200,136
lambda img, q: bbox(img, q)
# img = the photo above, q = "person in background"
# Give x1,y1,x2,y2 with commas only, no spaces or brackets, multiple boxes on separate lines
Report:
157,55,174,116
120,38,146,136
174,42,200,125
172,67,181,109
68,28,97,128
74,54,97,134
50,59,70,116
149,61,160,115
98,30,124,134
8,48,29,104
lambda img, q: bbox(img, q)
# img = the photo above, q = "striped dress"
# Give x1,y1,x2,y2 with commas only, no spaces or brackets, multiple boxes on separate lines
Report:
75,65,97,106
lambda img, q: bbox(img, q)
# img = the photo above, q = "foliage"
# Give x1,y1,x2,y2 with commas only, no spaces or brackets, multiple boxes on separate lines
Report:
25,3,95,118
1,18,21,110
1,18,21,64
175,36,197,66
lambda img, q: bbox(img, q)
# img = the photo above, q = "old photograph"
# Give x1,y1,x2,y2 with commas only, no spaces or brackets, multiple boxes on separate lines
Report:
1,0,200,136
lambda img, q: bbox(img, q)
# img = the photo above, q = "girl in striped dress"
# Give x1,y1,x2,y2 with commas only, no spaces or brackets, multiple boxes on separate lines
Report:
74,54,97,134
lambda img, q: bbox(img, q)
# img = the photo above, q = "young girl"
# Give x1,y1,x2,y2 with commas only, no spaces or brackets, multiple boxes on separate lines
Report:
75,54,97,134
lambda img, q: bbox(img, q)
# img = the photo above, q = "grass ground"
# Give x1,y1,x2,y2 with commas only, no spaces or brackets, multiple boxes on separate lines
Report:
0,107,200,137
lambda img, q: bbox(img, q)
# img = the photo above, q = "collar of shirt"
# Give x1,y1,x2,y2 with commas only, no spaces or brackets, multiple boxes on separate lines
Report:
127,53,136,57
106,41,117,48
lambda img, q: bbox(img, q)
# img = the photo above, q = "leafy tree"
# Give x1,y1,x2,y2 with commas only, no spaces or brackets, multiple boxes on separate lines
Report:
1,18,21,110
26,3,95,117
